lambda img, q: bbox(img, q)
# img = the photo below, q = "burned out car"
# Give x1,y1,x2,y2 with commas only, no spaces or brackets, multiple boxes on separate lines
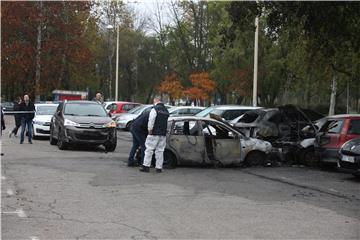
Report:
230,105,324,165
161,116,272,168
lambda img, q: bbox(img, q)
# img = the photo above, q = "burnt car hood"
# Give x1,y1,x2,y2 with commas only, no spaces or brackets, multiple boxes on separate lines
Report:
65,115,112,124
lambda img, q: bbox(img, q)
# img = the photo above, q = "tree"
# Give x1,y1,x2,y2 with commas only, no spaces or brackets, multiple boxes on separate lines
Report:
184,72,216,106
158,73,183,104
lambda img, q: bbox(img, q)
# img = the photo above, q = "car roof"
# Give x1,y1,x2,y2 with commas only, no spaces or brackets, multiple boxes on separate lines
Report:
327,114,360,119
210,105,262,110
64,100,99,104
35,103,58,107
170,106,205,109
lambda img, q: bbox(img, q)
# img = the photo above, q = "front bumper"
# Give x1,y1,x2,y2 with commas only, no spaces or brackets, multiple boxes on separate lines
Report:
64,126,117,145
337,155,360,175
33,124,51,136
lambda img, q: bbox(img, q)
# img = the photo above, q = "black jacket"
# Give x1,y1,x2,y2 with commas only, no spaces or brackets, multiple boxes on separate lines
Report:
131,111,150,135
19,101,35,120
13,101,22,124
152,103,169,136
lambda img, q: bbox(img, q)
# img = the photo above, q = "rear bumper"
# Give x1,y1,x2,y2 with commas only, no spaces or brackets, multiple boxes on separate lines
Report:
64,126,117,145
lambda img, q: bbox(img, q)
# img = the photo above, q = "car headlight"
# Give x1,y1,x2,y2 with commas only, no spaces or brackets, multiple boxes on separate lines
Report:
33,120,45,125
104,120,117,128
64,119,80,127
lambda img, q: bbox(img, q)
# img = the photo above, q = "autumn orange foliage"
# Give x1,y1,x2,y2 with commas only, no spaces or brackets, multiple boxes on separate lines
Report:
158,74,184,102
184,72,216,101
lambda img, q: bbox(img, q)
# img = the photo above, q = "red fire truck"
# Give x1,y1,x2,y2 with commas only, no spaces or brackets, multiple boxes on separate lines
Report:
52,90,88,101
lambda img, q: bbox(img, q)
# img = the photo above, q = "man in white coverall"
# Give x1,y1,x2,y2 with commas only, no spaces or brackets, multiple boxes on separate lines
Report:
140,96,169,173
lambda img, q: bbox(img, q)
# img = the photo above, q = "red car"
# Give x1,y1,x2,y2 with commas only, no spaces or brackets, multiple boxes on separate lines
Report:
106,102,140,118
315,114,360,164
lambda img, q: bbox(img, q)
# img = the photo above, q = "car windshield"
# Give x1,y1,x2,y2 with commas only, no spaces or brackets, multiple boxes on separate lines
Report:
64,103,107,117
195,106,216,117
36,105,57,115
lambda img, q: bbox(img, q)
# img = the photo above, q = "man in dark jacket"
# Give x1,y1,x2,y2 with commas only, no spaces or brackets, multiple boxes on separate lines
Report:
19,95,35,144
140,96,169,173
127,111,149,167
1,105,5,136
9,96,22,138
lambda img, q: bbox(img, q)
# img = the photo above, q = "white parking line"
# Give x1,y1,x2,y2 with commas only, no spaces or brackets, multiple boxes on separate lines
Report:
30,236,39,240
6,189,14,196
329,188,339,193
1,175,6,180
2,209,27,218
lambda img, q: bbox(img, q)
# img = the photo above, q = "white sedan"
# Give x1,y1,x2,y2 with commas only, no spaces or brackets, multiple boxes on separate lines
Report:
33,103,58,138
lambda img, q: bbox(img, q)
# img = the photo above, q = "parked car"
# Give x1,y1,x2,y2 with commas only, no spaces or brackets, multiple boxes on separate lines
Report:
315,114,360,164
33,103,58,138
116,104,173,130
106,101,141,118
338,138,360,177
1,101,14,114
230,105,324,165
195,105,261,122
49,101,117,151
169,106,205,117
150,116,272,168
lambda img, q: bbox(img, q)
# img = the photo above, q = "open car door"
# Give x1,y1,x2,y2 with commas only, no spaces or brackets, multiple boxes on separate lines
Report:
168,120,206,165
201,120,241,165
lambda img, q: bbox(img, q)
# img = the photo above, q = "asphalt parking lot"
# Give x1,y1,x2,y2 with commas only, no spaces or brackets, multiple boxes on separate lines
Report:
1,115,359,239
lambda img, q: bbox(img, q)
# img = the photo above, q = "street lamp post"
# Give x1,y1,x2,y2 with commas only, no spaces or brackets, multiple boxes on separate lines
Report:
106,24,120,101
252,15,259,107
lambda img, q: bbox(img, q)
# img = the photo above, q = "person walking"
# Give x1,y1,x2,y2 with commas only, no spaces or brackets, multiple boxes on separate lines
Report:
9,96,22,138
19,95,35,144
140,96,169,173
127,111,149,167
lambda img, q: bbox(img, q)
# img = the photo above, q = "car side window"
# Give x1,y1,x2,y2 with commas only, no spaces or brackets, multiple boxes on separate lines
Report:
327,120,344,134
178,109,188,115
202,121,238,139
171,121,199,136
348,120,360,135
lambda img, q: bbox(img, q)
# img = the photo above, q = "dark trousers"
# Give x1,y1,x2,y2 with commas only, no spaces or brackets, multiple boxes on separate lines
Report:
128,130,146,165
20,118,33,142
12,116,21,135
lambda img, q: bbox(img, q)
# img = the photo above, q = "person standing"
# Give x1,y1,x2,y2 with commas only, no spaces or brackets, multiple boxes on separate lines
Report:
19,95,35,144
9,96,22,138
127,111,149,167
92,92,104,105
140,96,169,173
1,105,5,136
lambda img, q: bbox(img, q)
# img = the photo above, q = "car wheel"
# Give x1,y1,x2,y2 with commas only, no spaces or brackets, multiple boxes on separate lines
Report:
163,150,177,169
57,129,67,150
104,142,117,152
125,121,132,131
301,147,319,167
49,127,57,145
245,151,265,167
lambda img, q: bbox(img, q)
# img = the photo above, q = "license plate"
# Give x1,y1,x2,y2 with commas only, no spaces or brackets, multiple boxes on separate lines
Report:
342,155,355,163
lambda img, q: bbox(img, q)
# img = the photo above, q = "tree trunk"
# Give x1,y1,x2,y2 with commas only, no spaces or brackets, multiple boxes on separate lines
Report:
34,1,43,101
328,71,337,116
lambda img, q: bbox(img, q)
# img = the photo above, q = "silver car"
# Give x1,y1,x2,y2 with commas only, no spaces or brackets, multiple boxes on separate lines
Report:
116,104,173,130
116,104,153,130
162,116,272,168
169,106,205,117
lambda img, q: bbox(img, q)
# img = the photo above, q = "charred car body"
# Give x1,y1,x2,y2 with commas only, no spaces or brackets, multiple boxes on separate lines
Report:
230,105,324,165
157,116,272,168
